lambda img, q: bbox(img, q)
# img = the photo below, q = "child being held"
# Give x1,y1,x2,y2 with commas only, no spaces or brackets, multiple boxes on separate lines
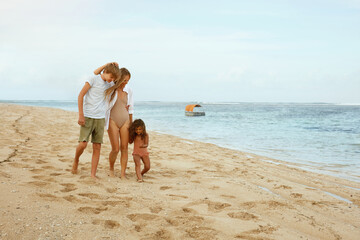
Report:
129,119,150,182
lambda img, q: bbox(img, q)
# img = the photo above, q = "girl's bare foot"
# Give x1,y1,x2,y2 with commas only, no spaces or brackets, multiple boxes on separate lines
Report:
91,175,99,180
137,179,144,183
109,170,115,177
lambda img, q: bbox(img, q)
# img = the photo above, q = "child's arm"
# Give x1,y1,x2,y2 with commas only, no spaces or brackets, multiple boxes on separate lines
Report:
140,134,149,148
93,62,119,75
77,83,91,125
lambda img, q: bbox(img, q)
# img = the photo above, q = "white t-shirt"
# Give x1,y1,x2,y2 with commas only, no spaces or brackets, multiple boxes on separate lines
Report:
83,75,112,119
123,84,134,114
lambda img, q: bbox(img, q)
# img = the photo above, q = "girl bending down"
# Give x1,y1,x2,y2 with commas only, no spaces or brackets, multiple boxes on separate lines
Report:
129,119,150,182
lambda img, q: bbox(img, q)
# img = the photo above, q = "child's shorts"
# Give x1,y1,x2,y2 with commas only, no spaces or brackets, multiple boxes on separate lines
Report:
78,117,105,143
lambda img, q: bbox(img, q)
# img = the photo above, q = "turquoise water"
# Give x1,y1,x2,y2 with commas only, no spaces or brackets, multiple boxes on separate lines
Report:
2,100,360,181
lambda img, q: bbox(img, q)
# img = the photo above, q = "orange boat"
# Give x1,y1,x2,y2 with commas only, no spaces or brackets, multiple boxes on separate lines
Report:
185,104,205,116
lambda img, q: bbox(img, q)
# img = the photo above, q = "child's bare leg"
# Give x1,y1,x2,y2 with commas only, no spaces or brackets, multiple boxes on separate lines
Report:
72,141,87,174
119,121,129,179
108,121,120,177
133,155,142,181
91,143,101,178
141,155,150,176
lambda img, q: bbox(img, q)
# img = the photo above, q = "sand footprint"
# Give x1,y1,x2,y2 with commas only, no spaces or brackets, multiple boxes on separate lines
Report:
30,168,45,174
290,193,303,198
206,200,231,212
63,195,81,203
105,188,117,193
227,212,259,221
78,192,107,200
32,175,57,182
57,158,68,163
50,173,62,176
41,165,57,170
221,194,236,199
78,206,108,214
241,201,290,210
37,193,59,201
275,184,292,190
167,194,188,199
185,200,231,213
101,200,126,207
9,162,29,168
36,160,47,164
236,224,278,239
186,227,219,240
92,219,120,229
166,215,204,227
150,206,163,214
60,183,77,193
27,181,51,187
0,171,11,178
146,229,172,240
127,213,159,222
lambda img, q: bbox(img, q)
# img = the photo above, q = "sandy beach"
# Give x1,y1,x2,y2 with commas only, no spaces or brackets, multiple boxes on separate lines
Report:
0,103,359,240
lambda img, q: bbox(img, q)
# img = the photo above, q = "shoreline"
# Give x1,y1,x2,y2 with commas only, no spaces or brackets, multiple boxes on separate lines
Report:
2,101,359,183
1,103,360,239
153,129,360,183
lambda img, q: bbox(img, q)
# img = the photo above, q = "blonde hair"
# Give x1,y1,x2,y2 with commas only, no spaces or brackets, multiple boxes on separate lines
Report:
105,68,131,102
103,64,120,78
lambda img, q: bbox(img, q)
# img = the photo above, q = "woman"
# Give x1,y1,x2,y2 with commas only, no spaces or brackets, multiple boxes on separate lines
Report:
104,67,131,179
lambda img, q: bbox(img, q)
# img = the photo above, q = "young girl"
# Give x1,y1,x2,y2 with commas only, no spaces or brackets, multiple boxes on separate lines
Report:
129,119,150,182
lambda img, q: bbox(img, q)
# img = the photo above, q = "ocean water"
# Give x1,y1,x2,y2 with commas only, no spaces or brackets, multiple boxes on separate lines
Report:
2,100,360,182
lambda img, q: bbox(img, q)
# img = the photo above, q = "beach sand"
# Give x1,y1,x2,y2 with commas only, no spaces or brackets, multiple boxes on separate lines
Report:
0,103,359,240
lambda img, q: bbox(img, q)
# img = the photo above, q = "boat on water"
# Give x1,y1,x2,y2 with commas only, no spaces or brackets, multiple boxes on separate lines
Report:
185,104,205,116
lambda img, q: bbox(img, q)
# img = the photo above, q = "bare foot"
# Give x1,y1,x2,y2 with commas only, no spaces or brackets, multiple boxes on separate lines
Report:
137,179,144,183
109,170,115,177
71,161,78,174
120,175,127,180
91,175,99,180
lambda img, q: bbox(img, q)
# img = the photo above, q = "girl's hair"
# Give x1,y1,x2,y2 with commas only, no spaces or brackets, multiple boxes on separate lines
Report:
105,67,131,102
129,119,147,144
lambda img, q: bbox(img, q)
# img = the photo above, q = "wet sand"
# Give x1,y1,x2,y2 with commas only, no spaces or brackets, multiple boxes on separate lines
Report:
0,103,359,239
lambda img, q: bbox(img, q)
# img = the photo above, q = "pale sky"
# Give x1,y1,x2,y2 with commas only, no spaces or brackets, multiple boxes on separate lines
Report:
1,0,359,102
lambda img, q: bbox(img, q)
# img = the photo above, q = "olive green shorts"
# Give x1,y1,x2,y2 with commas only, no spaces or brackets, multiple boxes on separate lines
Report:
78,117,105,143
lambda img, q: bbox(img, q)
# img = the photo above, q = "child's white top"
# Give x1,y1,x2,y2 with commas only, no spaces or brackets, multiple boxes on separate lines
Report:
84,75,112,119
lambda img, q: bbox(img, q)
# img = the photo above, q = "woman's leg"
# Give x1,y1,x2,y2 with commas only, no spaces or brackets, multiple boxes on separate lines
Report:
119,120,130,179
107,119,120,177
141,155,150,176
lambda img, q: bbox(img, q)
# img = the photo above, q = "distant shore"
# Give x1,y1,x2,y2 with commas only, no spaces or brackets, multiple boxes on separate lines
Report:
1,103,359,239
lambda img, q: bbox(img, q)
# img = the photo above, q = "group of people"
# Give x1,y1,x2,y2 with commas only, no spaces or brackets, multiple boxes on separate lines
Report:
71,62,150,182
